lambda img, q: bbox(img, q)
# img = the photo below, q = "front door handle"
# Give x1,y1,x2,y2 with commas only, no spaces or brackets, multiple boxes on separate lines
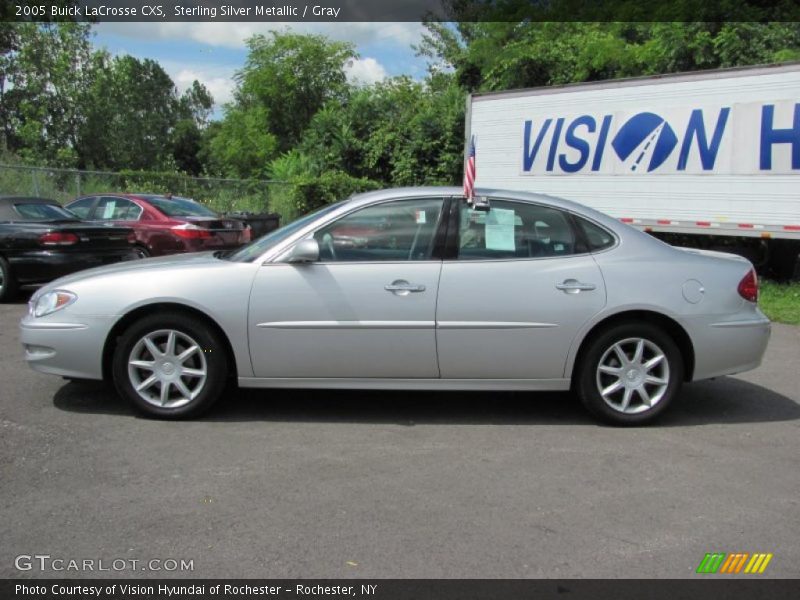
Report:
385,280,426,295
556,279,596,294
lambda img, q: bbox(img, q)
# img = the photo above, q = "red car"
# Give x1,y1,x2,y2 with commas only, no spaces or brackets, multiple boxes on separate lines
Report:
65,194,250,257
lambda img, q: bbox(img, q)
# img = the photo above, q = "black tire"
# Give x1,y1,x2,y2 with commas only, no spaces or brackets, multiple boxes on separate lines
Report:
112,312,228,419
0,255,17,303
575,322,683,426
133,245,151,259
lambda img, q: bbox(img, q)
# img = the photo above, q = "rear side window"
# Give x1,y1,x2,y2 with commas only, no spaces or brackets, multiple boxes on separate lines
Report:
96,197,141,220
457,200,580,259
576,217,616,251
145,196,217,218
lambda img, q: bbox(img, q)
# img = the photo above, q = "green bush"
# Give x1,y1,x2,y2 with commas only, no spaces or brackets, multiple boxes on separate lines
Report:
760,280,800,325
271,170,381,222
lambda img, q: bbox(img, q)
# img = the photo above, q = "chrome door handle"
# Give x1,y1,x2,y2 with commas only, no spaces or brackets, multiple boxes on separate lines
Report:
556,279,596,294
385,280,426,295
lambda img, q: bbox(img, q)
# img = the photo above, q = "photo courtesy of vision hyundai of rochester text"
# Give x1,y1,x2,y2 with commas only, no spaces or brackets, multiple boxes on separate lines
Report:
19,188,770,425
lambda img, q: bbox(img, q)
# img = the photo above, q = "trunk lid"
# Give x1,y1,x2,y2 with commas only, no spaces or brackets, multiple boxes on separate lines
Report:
182,216,246,245
45,223,133,251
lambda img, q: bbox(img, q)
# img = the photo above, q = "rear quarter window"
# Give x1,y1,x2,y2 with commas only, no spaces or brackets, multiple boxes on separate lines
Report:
576,217,616,251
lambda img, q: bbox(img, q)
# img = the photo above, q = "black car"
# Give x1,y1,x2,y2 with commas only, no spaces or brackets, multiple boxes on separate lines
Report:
0,196,139,301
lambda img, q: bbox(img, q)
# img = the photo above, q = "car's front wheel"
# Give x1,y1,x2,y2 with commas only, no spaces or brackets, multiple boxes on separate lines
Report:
0,255,17,303
575,322,683,425
132,245,151,259
112,312,228,419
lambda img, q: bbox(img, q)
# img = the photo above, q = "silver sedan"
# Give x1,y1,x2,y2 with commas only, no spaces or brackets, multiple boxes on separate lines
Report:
20,188,770,424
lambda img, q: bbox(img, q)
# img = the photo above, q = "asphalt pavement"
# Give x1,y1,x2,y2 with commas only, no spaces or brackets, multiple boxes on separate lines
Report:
1,301,798,579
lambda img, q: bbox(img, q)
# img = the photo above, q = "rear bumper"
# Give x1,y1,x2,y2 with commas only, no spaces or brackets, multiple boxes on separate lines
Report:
20,314,112,380
9,249,139,287
688,312,771,381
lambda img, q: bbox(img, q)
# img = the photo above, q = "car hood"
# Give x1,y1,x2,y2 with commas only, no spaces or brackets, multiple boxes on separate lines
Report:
46,251,221,289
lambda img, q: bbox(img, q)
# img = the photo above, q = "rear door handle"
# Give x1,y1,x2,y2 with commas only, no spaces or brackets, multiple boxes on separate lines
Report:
385,280,426,295
556,279,596,294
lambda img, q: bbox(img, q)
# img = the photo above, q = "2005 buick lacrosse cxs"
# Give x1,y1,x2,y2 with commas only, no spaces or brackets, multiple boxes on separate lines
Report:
20,188,770,425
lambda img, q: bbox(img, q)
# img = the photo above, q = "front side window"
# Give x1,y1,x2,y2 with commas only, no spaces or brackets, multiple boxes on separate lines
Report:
66,197,96,219
314,198,445,262
96,197,142,221
457,200,581,260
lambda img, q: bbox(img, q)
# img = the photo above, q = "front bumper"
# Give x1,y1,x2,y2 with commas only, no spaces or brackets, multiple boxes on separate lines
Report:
20,313,113,380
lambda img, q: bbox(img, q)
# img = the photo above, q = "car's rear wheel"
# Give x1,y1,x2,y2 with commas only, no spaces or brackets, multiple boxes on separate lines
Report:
0,255,17,303
112,312,228,419
575,322,683,425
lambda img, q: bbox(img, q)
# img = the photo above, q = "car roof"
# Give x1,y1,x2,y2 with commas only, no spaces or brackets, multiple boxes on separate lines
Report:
343,186,624,231
77,193,191,200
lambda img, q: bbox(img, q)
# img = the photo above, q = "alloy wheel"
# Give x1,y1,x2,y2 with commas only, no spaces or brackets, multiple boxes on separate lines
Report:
127,329,207,409
595,337,670,415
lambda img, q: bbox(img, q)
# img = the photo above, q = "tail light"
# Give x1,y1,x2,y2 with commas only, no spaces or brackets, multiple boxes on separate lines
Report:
171,224,212,239
39,232,79,246
737,269,758,302
127,232,137,244
242,225,252,243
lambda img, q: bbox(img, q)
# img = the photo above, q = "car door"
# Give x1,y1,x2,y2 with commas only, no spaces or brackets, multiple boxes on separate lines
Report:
436,198,607,380
248,197,447,379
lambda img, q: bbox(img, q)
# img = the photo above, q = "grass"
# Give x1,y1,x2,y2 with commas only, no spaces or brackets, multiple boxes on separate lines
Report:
760,280,800,325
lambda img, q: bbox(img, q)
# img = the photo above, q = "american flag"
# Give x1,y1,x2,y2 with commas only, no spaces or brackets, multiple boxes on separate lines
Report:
463,135,476,202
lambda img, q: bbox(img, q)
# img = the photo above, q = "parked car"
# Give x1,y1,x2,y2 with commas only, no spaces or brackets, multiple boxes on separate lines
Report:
21,188,770,424
0,196,138,302
65,193,250,257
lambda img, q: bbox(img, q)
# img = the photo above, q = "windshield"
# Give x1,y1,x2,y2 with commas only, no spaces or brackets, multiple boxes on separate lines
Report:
13,202,78,221
226,201,346,263
143,195,218,218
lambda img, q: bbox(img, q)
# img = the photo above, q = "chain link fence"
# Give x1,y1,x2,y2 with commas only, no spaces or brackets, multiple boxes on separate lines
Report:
0,163,294,216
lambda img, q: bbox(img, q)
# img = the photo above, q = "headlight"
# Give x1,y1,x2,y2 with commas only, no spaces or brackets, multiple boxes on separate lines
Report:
29,290,77,318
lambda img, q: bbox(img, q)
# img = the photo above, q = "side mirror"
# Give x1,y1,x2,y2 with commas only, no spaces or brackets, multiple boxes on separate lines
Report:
286,238,319,264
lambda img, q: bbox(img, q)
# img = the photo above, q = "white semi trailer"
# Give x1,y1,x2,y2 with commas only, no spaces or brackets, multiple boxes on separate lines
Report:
465,63,800,278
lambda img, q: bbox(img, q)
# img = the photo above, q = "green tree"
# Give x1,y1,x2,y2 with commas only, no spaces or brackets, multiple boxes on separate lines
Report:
172,80,214,175
204,104,277,178
9,23,94,166
80,53,212,171
296,75,464,187
0,24,22,153
178,79,213,126
234,31,355,151
418,21,800,92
